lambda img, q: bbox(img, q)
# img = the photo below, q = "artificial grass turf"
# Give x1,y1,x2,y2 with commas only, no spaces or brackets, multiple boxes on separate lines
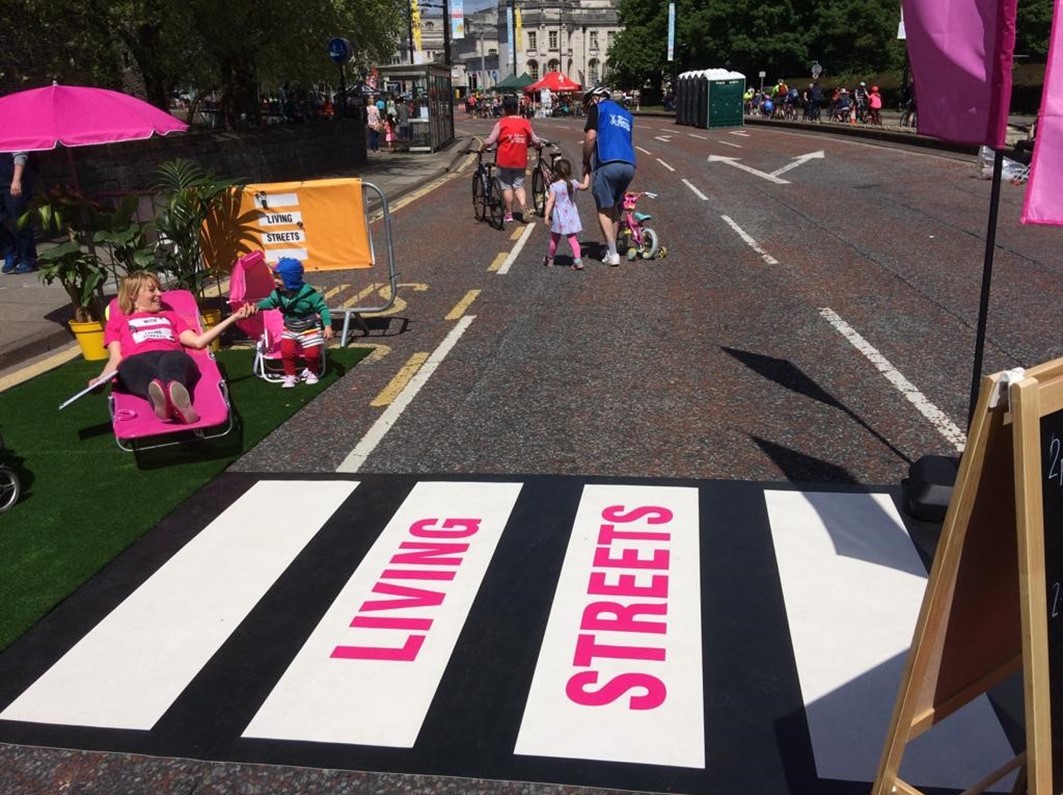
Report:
0,346,369,652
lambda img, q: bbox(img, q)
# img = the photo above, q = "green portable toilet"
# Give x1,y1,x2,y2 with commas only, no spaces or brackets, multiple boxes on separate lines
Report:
704,69,745,128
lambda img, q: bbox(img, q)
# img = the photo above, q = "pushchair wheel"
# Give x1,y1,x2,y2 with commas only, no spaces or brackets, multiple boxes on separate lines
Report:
0,465,20,512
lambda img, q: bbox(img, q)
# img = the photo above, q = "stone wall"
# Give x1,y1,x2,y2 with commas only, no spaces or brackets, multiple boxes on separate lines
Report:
33,119,367,198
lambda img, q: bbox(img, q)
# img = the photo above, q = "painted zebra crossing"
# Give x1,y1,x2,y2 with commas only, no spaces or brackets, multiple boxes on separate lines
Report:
0,474,1017,794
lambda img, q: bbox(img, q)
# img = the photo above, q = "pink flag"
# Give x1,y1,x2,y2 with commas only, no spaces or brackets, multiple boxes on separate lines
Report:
1022,0,1063,225
903,0,1017,147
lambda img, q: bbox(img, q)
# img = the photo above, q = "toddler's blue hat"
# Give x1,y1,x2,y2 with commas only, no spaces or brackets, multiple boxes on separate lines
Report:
275,257,304,291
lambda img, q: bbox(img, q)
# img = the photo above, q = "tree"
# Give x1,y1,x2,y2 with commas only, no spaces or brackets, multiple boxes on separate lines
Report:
1016,0,1054,61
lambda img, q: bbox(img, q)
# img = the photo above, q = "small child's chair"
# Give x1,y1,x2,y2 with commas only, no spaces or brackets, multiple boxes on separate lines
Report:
228,250,327,383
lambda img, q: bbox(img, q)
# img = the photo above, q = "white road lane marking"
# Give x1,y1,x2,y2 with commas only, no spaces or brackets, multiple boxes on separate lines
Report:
682,179,708,201
636,146,653,155
654,136,672,143
715,139,742,149
708,155,791,185
770,150,825,177
497,222,536,274
818,308,967,451
656,158,675,172
720,215,779,265
336,316,476,472
730,130,751,137
688,133,708,139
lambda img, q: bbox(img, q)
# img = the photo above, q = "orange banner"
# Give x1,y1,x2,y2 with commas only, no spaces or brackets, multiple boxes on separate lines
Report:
206,178,373,273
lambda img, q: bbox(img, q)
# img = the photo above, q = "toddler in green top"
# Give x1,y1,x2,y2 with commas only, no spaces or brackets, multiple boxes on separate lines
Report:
255,257,333,388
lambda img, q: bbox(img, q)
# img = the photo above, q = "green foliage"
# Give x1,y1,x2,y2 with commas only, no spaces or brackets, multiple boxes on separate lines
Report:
1,0,405,125
611,0,1046,94
152,159,248,299
22,187,116,323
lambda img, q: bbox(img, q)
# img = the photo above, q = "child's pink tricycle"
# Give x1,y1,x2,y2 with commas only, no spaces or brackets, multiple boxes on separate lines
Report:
618,191,666,260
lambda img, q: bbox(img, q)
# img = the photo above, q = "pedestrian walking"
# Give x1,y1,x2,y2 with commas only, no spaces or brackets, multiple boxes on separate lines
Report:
582,85,636,266
542,158,590,269
478,94,543,223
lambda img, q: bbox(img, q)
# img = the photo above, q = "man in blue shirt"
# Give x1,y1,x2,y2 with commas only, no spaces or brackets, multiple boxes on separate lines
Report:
582,86,636,266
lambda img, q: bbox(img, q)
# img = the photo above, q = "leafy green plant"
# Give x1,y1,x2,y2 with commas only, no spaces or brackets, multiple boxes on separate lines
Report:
92,194,156,279
23,187,109,323
152,158,252,299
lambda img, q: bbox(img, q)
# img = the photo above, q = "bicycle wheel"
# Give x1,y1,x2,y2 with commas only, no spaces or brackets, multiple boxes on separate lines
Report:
0,466,20,512
639,227,660,259
472,172,486,221
532,166,547,216
487,179,505,230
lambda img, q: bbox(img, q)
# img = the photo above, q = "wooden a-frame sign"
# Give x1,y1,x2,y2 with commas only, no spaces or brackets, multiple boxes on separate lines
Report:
873,358,1063,795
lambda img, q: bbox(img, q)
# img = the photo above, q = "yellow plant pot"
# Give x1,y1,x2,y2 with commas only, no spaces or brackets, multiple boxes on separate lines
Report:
69,319,108,361
200,309,222,352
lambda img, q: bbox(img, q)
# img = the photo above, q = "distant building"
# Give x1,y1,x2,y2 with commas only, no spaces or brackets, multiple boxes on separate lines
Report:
392,0,620,93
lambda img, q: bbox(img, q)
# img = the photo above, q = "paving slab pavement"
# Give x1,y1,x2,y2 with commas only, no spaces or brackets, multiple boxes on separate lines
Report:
0,138,472,381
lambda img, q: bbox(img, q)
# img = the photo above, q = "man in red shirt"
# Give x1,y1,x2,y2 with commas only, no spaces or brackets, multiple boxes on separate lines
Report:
479,94,543,222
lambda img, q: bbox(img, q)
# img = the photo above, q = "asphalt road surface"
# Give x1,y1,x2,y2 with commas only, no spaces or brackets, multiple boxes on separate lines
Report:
236,114,1060,486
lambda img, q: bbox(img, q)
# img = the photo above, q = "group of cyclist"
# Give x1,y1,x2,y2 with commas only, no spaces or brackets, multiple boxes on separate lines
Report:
744,78,897,126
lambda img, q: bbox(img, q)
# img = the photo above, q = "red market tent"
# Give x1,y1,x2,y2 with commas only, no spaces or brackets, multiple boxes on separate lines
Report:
525,71,581,93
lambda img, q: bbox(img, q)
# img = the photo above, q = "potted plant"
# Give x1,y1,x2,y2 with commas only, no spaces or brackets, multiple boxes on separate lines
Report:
153,158,253,300
25,187,111,359
152,159,257,349
24,188,156,360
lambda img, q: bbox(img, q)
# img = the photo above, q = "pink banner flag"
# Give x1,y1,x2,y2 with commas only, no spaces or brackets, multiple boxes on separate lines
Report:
903,0,1017,148
1022,0,1063,225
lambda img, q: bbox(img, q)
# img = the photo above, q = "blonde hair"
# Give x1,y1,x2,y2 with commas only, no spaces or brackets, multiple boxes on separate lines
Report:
118,272,162,315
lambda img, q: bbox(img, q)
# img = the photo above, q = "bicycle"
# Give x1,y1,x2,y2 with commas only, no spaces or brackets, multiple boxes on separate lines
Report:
617,191,665,261
899,100,917,129
530,139,561,217
0,434,20,512
469,143,505,230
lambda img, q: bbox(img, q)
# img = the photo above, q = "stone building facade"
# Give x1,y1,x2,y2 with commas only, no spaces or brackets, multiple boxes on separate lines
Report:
392,1,620,93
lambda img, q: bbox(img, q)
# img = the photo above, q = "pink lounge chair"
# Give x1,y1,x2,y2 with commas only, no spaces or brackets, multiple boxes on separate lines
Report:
228,250,326,383
107,289,233,452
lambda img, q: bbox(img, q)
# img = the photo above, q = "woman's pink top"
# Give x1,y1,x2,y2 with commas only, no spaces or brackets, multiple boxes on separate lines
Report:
104,310,192,356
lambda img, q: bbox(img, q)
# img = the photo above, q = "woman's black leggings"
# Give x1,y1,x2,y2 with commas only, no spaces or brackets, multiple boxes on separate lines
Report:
117,350,199,400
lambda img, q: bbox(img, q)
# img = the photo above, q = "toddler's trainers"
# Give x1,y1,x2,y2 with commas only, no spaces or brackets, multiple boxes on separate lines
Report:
303,370,320,385
281,375,298,389
503,213,514,223
542,255,553,267
572,258,584,270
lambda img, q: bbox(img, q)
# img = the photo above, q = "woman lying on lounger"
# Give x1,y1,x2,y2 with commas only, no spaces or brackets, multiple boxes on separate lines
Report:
90,272,253,424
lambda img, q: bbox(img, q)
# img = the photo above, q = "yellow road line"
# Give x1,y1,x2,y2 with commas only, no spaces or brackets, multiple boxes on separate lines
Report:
371,352,429,407
349,342,391,363
445,290,480,320
322,283,350,302
0,345,82,392
341,283,381,308
510,226,523,241
487,252,507,272
368,164,471,223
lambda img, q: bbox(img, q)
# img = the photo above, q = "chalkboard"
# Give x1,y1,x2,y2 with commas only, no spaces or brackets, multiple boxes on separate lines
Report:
1039,415,1063,794
874,359,1063,795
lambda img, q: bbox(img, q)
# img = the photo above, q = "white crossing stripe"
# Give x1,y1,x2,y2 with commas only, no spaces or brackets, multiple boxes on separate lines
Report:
0,481,357,729
765,490,1014,790
244,481,522,747
682,178,708,201
516,484,704,768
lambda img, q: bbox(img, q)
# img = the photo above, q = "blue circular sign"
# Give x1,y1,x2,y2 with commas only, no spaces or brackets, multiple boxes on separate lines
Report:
327,37,352,65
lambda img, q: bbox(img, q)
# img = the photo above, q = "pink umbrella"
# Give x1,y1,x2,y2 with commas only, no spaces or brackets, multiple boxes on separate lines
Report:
0,83,188,152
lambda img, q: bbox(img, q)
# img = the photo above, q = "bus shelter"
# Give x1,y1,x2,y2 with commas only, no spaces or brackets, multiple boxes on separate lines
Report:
375,63,454,152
